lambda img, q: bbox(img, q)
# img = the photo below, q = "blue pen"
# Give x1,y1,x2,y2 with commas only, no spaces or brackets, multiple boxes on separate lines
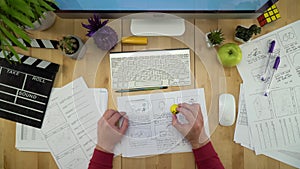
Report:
264,56,280,96
261,40,276,81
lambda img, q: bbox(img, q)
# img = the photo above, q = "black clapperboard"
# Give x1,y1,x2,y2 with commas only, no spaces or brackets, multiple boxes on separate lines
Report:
0,39,59,128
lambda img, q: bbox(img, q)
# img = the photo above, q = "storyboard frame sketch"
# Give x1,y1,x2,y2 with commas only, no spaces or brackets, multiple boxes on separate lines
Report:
118,88,209,157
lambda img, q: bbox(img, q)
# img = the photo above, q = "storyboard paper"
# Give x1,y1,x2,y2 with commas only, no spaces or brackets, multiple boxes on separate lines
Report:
234,84,300,168
41,78,108,169
237,20,300,154
118,88,209,157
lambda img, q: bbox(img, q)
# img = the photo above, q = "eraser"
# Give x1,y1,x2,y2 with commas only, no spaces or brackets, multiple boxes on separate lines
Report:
121,36,148,45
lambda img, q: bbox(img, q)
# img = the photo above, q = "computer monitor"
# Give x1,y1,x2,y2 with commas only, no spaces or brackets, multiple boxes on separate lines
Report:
55,0,277,18
54,0,278,36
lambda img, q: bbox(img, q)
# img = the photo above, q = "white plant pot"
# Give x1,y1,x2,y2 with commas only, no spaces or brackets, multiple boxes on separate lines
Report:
234,25,253,43
61,35,86,60
27,11,56,31
205,32,220,48
234,36,251,43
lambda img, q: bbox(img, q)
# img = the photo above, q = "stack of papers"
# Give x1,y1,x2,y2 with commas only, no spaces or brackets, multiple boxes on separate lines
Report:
15,78,108,169
236,20,300,168
15,77,210,168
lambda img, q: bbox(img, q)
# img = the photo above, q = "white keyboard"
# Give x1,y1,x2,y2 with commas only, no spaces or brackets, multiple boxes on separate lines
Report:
110,49,191,90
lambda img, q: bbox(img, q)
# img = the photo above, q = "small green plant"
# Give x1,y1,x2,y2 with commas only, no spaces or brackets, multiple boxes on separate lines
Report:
58,36,79,55
235,24,261,42
207,29,225,46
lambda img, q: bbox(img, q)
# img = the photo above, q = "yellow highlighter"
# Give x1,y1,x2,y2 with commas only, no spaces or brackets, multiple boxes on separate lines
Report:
121,36,148,45
170,104,179,114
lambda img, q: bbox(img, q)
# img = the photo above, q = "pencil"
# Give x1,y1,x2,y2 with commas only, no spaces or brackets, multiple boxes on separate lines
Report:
115,86,168,93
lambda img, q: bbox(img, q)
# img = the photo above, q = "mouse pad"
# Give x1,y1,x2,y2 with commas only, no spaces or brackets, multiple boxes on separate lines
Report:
0,55,59,128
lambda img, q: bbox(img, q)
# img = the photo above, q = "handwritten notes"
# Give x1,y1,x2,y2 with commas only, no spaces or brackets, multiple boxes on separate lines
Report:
118,88,209,157
41,78,108,169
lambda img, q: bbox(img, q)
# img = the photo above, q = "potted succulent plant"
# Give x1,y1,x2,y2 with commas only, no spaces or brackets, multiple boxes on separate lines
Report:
234,24,261,43
0,0,56,62
26,11,56,31
205,29,225,48
82,14,118,50
58,35,86,60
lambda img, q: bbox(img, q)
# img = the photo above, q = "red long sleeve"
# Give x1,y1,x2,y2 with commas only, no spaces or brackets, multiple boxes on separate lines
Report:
88,142,223,169
192,141,224,169
88,149,114,169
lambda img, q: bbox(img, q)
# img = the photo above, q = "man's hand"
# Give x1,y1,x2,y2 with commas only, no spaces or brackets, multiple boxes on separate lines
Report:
172,103,209,149
96,109,129,153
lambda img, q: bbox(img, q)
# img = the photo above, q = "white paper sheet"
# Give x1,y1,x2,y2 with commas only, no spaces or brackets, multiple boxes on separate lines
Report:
41,77,108,169
234,84,300,168
237,20,300,153
15,123,49,152
15,87,108,154
234,84,253,150
117,88,209,157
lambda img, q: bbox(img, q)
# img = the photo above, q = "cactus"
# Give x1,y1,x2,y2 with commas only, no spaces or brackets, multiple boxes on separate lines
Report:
235,24,261,42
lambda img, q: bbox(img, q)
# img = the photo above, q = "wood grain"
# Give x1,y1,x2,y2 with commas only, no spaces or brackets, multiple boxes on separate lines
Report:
0,0,299,168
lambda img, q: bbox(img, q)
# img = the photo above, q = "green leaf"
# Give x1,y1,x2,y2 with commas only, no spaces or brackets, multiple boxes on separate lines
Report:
39,0,55,11
0,15,31,44
3,7,34,28
1,38,21,63
13,0,35,18
0,26,28,50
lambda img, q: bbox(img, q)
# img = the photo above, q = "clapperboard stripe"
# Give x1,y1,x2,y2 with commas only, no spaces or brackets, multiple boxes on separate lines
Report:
15,38,59,49
0,54,59,128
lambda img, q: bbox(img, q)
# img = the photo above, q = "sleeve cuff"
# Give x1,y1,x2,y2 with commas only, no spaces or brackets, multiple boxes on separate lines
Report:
89,148,114,168
192,141,218,161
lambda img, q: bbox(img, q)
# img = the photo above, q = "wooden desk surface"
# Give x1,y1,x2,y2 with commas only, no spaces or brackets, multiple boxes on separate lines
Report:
1,0,299,168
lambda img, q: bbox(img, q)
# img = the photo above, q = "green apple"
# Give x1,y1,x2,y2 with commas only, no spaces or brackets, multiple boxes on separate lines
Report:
217,43,242,67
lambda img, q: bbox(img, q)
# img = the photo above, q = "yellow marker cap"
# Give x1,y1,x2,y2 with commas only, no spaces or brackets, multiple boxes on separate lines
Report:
170,104,178,114
121,36,148,45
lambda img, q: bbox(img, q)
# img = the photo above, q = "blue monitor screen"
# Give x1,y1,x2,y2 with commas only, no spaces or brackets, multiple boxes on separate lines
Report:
56,0,271,11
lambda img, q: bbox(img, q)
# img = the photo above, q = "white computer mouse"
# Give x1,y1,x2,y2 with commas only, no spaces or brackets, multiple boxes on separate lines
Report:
219,93,236,126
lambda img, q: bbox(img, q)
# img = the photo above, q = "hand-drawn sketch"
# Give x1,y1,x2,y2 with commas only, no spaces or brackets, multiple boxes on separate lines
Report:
271,88,297,117
41,78,109,169
253,95,272,120
46,125,78,155
278,27,300,54
237,20,300,153
42,103,66,134
294,86,300,113
57,145,88,169
118,88,208,157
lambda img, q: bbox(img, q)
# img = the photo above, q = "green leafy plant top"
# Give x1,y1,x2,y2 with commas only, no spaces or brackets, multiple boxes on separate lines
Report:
0,0,55,62
207,29,225,45
58,36,79,55
235,24,261,42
